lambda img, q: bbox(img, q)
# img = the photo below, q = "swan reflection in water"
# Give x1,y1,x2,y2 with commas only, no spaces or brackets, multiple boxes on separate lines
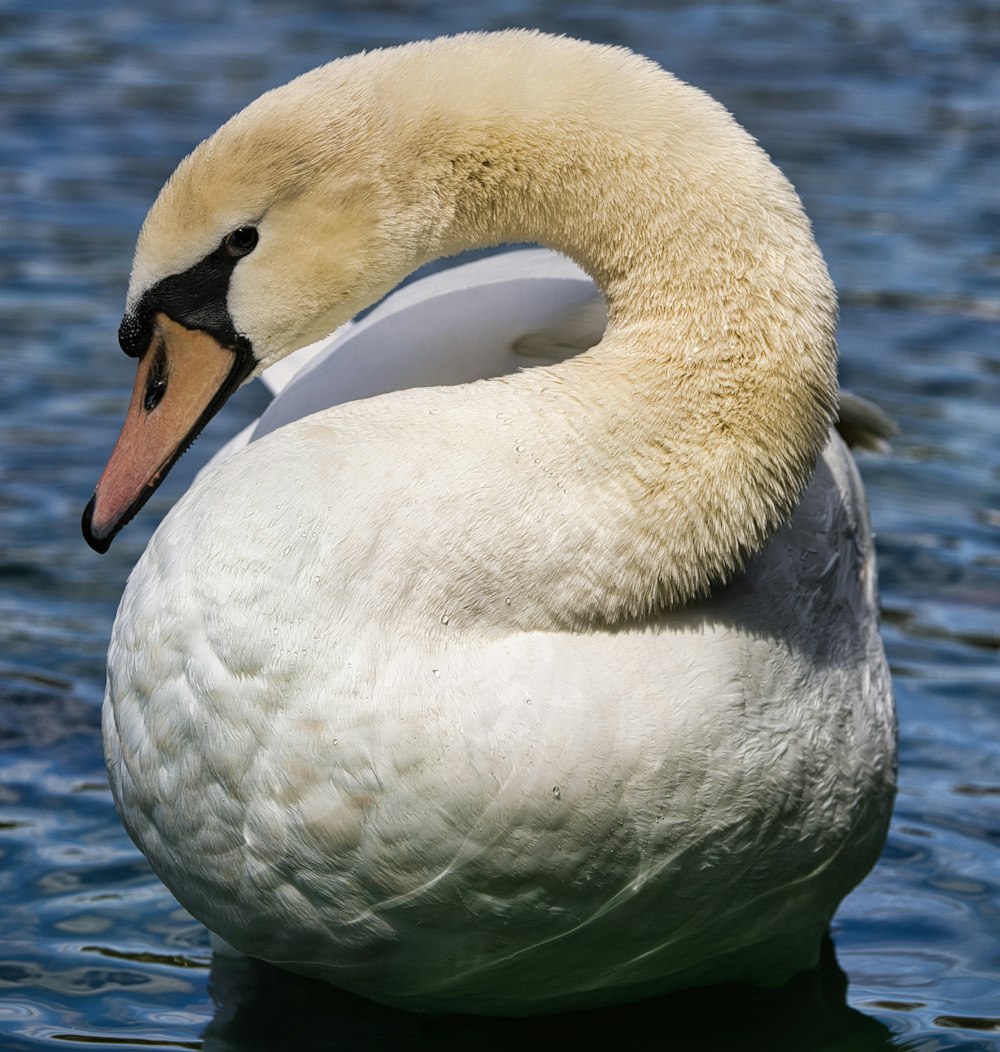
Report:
203,938,900,1052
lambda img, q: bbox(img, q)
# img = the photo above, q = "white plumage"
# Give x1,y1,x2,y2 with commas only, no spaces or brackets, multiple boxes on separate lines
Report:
93,33,896,1016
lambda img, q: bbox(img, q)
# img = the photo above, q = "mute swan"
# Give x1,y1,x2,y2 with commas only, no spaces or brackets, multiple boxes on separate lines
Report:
83,32,896,1016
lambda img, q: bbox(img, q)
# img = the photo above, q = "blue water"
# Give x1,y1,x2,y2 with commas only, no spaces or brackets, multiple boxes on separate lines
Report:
1,1,997,1048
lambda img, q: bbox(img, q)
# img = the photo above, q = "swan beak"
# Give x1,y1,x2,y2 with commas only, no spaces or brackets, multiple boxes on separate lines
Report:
82,312,254,553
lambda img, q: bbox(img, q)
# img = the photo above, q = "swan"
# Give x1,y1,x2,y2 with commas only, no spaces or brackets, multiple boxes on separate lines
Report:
83,31,896,1016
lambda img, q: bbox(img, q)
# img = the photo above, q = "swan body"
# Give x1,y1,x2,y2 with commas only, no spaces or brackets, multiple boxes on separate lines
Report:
92,32,896,1015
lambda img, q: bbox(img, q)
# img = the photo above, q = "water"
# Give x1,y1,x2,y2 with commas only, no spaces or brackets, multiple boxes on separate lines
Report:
1,0,997,1048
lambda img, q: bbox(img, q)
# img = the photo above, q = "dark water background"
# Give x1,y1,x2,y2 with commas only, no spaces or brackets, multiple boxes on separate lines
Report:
1,1,998,1048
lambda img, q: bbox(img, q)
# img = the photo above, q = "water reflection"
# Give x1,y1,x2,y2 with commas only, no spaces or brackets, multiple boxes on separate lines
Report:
203,940,900,1052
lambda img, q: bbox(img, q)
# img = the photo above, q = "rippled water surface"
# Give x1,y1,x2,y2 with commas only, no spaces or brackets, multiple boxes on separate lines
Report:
1,1,998,1048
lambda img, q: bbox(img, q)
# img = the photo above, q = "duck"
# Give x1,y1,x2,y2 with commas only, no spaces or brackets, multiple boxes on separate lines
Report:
83,31,897,1016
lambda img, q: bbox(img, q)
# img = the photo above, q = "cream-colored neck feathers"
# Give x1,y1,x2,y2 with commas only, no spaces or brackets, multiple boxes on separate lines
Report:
133,31,838,620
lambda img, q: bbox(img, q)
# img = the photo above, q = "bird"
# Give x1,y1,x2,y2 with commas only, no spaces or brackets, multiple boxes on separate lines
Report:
83,31,896,1016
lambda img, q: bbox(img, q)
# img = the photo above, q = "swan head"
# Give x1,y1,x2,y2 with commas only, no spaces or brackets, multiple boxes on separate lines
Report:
82,55,441,552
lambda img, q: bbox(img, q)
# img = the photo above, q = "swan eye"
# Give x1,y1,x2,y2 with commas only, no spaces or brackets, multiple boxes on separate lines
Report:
223,226,258,259
144,343,169,412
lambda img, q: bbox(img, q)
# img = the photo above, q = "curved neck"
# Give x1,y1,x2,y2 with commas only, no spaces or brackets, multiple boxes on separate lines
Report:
193,33,840,623
379,36,839,616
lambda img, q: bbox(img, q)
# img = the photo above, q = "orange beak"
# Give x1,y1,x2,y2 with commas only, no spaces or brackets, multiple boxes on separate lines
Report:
82,312,255,553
